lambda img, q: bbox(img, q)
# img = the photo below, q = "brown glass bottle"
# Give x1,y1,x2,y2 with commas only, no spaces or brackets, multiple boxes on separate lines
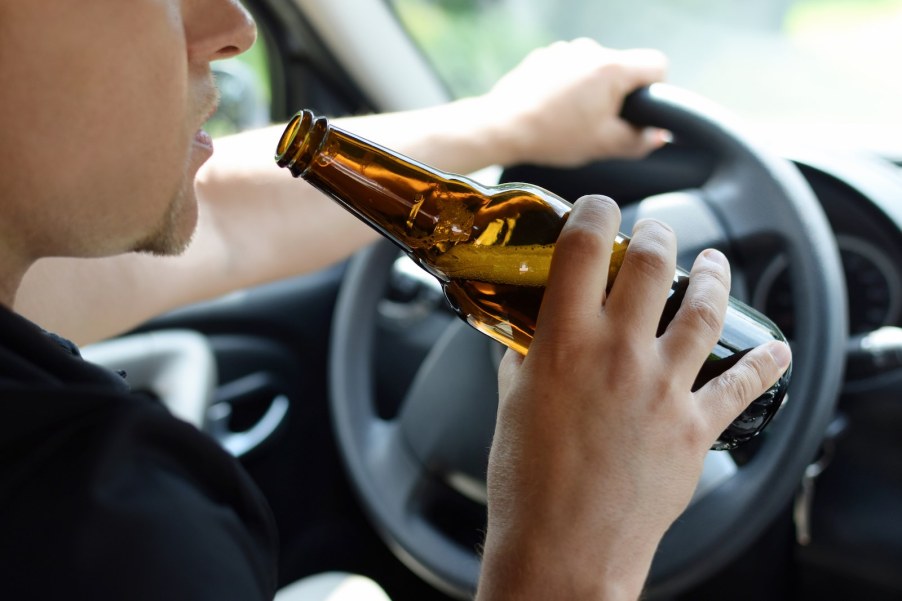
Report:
275,109,790,450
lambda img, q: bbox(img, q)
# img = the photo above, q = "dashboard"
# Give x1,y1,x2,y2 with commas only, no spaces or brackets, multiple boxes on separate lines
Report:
753,158,902,338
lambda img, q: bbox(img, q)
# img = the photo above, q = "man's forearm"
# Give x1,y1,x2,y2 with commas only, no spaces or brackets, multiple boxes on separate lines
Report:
13,100,514,344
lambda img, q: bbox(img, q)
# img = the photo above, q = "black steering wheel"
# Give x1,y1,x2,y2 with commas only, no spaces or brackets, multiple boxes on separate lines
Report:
328,83,847,598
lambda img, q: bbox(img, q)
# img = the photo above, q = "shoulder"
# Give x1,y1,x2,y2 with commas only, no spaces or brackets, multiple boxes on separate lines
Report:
0,388,278,601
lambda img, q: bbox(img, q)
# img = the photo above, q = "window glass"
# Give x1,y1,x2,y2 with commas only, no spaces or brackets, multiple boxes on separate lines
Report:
389,0,902,134
207,36,273,137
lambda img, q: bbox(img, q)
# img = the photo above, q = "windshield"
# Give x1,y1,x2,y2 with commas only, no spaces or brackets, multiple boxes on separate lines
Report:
390,0,902,151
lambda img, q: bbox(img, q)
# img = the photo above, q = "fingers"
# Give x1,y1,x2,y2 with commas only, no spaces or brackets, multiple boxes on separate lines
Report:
698,341,792,434
533,195,620,344
659,249,731,373
601,46,669,159
576,41,670,159
613,46,669,91
603,219,678,340
600,122,670,159
562,39,668,87
484,37,670,166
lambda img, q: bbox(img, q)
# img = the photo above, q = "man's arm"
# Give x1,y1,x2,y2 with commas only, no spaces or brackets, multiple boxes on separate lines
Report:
15,40,667,344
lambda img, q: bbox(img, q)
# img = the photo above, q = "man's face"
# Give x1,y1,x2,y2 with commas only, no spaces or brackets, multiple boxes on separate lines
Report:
0,0,256,260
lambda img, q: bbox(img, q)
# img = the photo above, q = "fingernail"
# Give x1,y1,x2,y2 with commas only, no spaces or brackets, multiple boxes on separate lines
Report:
767,341,792,370
633,217,673,235
576,194,616,208
700,248,727,267
645,128,672,147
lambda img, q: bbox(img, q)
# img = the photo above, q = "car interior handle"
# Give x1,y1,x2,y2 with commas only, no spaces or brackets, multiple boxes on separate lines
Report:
205,371,291,458
81,330,216,428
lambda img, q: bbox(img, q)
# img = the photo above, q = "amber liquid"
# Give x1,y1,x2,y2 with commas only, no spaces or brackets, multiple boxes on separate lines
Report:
431,205,788,450
427,190,588,354
276,110,790,450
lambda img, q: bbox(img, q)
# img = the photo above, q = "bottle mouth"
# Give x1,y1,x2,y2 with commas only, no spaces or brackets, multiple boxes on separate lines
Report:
275,113,305,167
275,109,326,176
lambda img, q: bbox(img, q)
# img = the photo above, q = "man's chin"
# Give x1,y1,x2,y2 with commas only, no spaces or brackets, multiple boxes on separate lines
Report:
133,232,194,257
132,192,198,256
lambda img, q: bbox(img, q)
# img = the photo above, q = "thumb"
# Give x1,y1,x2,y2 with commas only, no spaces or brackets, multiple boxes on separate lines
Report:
700,341,792,434
497,348,525,399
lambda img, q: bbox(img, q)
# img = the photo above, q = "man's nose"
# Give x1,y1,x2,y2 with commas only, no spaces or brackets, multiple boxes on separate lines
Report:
186,0,258,63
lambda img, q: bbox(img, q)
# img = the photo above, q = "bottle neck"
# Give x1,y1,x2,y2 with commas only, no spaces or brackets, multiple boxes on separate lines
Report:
277,110,486,254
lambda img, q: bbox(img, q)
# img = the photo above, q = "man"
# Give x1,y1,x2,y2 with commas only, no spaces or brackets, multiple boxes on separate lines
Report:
0,1,790,599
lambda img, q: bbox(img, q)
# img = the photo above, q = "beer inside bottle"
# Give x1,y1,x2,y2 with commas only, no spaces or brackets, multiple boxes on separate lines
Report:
276,109,791,451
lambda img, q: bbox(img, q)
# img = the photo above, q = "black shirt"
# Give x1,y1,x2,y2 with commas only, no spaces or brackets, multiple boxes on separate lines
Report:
0,306,278,600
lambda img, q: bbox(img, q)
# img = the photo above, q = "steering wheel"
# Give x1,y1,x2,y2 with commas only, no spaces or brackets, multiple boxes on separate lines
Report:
329,83,847,598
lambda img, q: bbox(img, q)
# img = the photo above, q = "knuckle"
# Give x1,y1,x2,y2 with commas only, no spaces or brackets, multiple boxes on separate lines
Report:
749,348,781,391
619,141,651,160
696,256,731,291
723,356,770,407
707,266,731,294
624,245,668,280
598,125,646,159
557,222,608,258
682,296,724,338
595,60,625,83
630,47,670,72
623,223,674,277
608,340,647,373
717,366,755,409
680,418,709,450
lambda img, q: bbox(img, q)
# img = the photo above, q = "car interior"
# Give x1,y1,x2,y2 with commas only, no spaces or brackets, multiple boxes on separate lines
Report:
93,1,902,599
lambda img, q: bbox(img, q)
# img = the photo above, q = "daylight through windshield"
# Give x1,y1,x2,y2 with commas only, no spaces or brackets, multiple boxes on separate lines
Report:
391,0,902,151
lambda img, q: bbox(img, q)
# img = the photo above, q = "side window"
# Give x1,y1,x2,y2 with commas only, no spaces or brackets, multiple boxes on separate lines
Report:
207,34,273,137
388,0,555,98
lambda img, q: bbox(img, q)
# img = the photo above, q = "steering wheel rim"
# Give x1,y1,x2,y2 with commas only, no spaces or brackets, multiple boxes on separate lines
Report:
329,83,847,598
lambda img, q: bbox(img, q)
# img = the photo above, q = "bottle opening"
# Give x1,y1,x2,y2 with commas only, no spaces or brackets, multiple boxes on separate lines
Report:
274,110,329,177
275,111,309,171
275,114,303,165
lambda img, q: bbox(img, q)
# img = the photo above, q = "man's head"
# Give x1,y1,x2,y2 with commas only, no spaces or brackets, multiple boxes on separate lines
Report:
0,0,256,266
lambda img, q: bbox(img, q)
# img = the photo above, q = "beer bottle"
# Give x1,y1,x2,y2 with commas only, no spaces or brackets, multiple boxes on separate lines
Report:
275,109,791,450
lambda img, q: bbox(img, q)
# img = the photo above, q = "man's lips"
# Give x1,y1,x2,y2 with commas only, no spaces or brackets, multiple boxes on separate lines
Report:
194,96,219,147
194,128,214,150
191,84,219,158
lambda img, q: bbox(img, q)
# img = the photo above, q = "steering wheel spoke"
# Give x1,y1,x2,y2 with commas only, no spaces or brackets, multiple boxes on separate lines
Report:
397,320,499,489
362,420,423,510
622,187,729,267
704,168,803,247
361,419,483,597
